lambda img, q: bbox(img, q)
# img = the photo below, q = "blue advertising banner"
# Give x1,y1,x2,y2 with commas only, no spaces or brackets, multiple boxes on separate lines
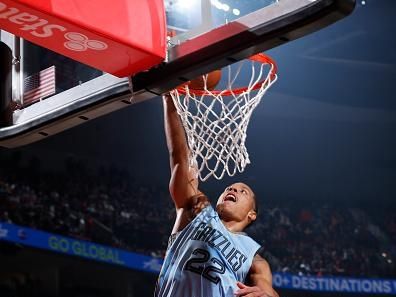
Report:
1,222,396,294
0,222,162,273
272,273,396,295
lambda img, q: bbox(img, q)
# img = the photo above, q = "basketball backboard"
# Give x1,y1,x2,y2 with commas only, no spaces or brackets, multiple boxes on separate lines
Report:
0,0,355,148
165,0,278,44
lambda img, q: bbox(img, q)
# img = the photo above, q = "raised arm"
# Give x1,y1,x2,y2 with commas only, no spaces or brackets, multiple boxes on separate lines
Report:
163,94,205,220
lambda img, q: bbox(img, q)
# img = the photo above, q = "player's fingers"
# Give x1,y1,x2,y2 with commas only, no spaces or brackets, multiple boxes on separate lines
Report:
234,288,251,296
235,288,251,295
235,286,261,295
243,293,261,297
237,282,247,289
234,293,255,297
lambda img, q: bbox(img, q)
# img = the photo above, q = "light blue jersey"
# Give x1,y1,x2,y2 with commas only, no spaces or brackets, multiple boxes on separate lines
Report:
155,205,261,297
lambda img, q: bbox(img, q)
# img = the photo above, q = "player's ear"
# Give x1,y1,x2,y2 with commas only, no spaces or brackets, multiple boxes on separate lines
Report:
248,210,257,223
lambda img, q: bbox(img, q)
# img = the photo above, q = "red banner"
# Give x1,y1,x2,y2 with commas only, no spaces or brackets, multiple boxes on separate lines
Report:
0,0,166,77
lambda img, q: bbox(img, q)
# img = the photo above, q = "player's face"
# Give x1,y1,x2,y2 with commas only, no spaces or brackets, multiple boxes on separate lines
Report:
216,182,256,222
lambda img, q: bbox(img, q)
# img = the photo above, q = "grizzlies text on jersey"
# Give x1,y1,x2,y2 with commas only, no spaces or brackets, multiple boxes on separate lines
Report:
155,205,261,297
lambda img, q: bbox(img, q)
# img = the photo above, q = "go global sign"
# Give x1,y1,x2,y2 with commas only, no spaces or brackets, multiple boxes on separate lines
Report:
48,235,125,265
0,0,166,77
0,222,163,273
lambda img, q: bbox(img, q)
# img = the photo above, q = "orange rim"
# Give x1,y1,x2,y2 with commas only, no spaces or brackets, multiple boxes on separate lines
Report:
176,53,277,96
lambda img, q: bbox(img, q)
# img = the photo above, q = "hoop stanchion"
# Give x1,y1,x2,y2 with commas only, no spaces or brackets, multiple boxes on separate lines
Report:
170,53,278,181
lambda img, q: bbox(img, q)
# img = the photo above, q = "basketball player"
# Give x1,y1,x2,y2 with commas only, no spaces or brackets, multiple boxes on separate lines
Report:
155,94,279,297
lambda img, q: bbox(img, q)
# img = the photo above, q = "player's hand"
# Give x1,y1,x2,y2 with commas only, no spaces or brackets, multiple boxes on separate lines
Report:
234,282,275,297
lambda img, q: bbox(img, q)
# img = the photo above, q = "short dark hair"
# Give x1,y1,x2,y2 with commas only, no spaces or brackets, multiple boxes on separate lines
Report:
248,192,259,227
252,193,259,216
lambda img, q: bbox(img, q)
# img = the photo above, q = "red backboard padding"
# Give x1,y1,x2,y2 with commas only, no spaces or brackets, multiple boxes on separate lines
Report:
0,0,167,77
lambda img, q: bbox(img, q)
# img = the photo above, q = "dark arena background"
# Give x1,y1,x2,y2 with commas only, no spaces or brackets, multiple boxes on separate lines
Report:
1,0,396,297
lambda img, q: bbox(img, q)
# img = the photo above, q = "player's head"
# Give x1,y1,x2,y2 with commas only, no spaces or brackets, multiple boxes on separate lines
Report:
216,182,258,228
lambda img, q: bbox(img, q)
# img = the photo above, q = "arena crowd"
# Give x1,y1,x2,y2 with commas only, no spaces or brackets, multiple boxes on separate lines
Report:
0,156,395,278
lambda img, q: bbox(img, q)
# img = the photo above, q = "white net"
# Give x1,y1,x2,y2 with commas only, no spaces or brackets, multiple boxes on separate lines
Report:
170,54,277,181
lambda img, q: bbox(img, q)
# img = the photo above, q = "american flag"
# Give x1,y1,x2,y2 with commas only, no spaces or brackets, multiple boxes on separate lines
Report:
23,66,56,105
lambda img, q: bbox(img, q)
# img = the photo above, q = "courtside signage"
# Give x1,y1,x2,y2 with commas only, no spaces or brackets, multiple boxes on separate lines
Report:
0,222,160,273
273,273,396,295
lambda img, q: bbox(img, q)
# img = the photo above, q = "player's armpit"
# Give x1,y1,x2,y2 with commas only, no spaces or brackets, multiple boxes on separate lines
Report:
246,254,279,297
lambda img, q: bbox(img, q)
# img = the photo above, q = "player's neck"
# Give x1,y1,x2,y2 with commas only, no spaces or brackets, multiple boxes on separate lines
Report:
221,219,247,233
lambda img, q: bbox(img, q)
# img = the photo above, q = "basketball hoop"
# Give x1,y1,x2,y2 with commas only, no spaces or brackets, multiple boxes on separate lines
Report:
170,53,278,181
